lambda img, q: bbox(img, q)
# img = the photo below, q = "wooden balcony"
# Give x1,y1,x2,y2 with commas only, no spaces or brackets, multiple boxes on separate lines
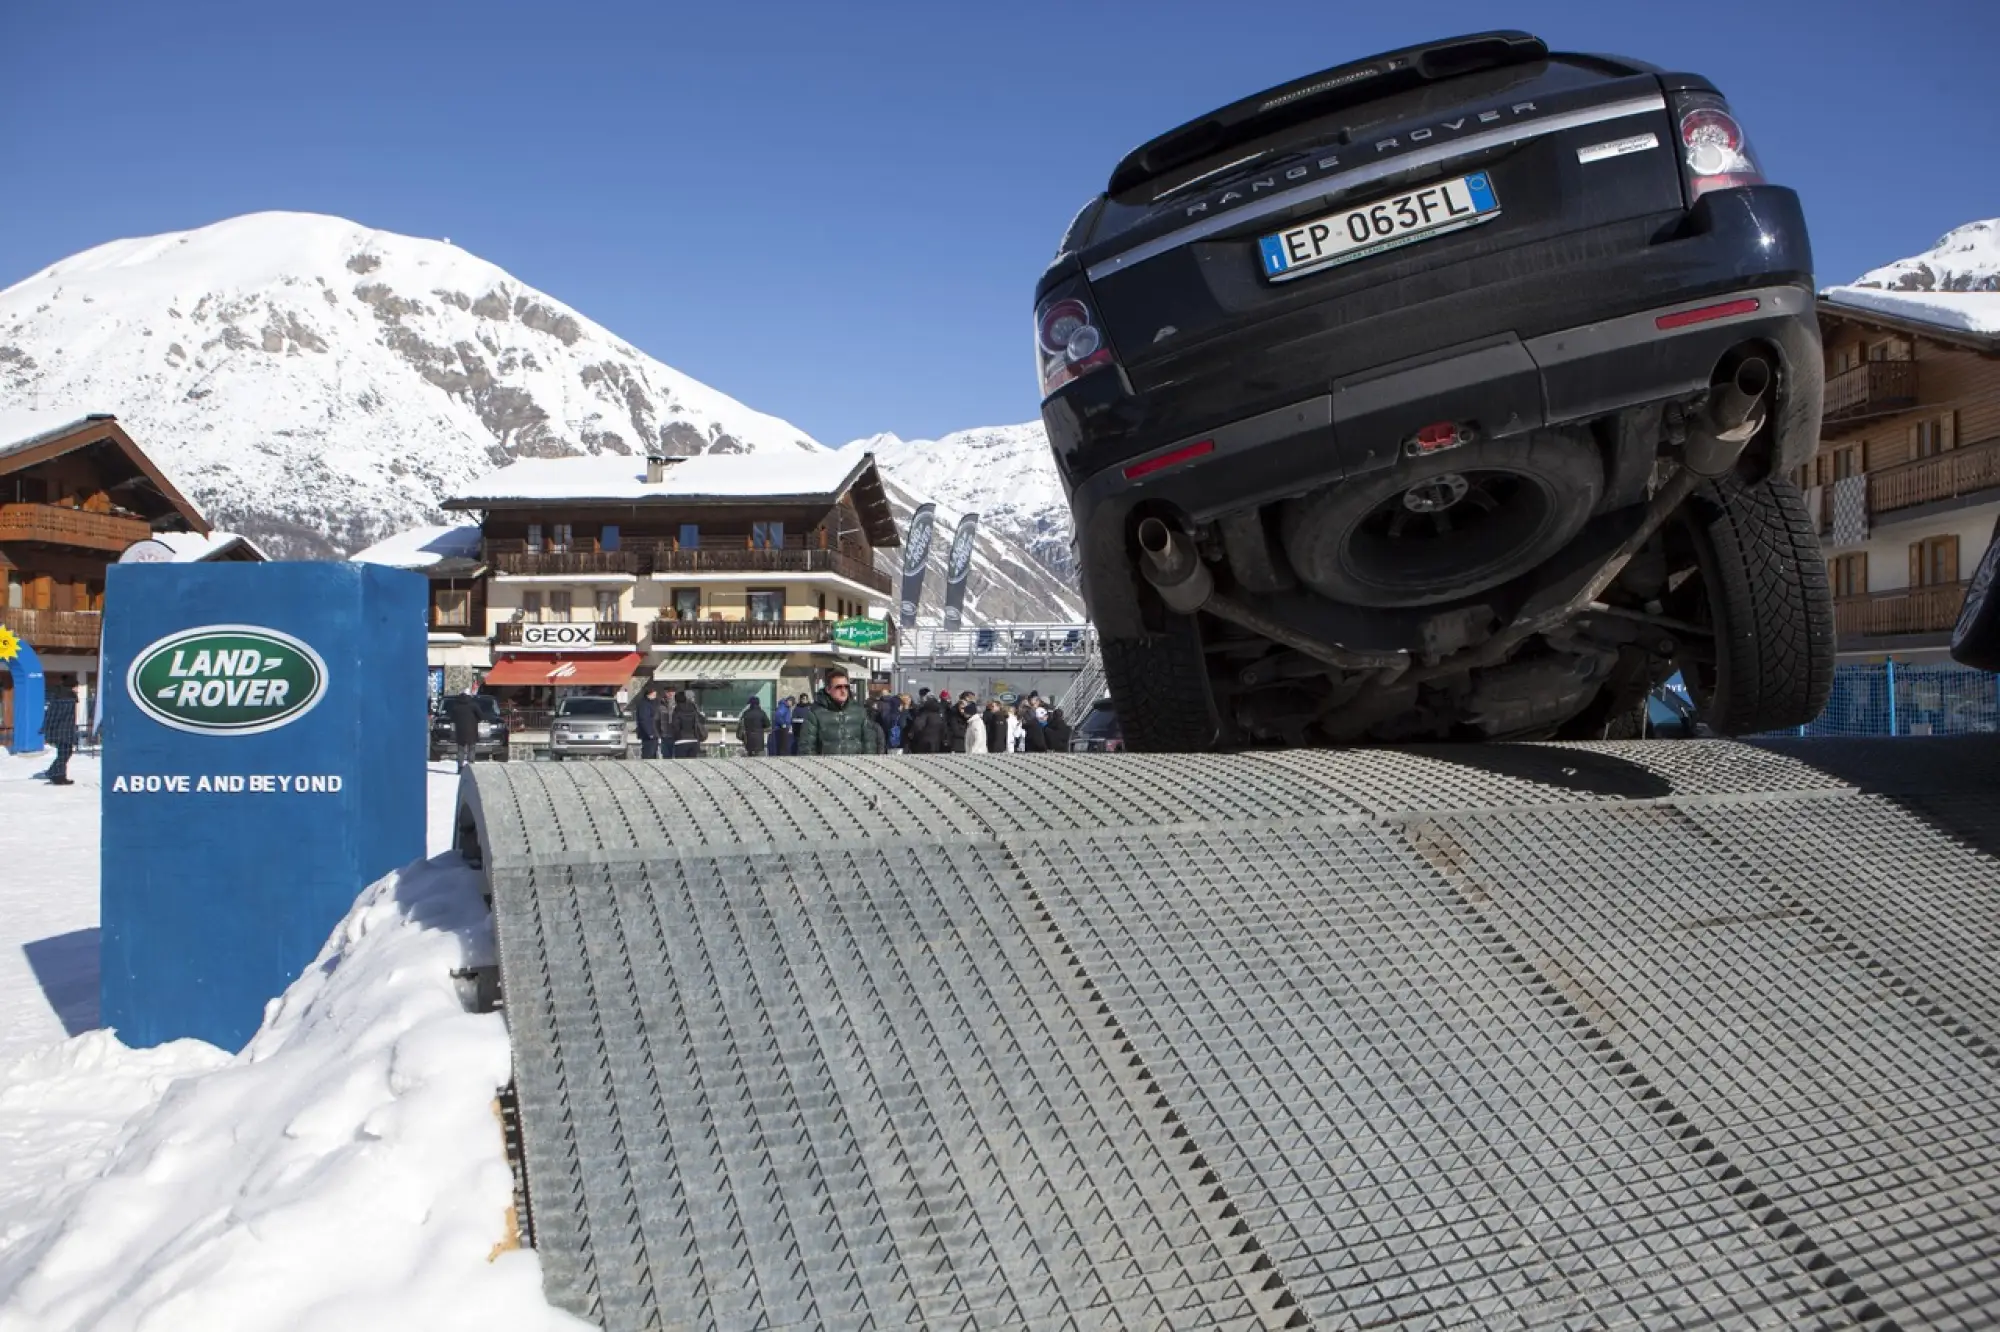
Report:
1823,360,1917,429
0,606,103,650
651,617,834,646
494,549,639,576
1868,437,2000,518
650,545,891,595
493,620,639,646
0,503,153,552
1834,582,1969,640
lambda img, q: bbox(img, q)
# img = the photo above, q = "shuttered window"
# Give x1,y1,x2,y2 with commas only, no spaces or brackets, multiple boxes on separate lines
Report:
1831,554,1867,598
1910,536,1960,588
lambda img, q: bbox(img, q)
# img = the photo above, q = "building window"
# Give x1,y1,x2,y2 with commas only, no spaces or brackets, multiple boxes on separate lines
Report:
752,520,785,550
672,587,701,620
1831,554,1867,599
521,591,543,621
551,523,573,553
746,589,784,622
1911,536,1960,588
436,588,471,628
4,573,18,610
594,589,620,621
1833,443,1864,480
526,523,543,553
600,524,620,552
1914,413,1957,459
678,524,700,550
550,590,574,621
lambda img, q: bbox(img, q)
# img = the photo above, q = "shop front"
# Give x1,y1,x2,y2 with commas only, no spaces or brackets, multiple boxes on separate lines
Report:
479,651,643,733
648,652,788,735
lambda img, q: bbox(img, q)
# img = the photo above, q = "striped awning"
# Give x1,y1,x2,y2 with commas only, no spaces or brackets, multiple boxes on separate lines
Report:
649,652,789,682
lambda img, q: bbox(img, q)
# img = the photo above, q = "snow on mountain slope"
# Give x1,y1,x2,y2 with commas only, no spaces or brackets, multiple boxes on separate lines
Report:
1849,218,2000,293
1822,217,2000,335
846,422,1076,581
0,211,1082,619
0,212,824,557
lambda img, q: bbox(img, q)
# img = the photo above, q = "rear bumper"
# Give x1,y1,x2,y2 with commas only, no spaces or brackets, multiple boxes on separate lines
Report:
1064,273,1821,638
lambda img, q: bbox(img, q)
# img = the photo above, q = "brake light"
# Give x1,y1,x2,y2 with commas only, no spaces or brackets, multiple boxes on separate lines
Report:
1672,94,1764,203
1035,291,1118,399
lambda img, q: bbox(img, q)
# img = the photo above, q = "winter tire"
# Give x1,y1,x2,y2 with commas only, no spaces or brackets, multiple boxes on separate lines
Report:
1101,611,1221,753
1279,430,1604,608
1676,472,1833,735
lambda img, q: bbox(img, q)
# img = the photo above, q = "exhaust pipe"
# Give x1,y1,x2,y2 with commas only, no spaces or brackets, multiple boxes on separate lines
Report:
1137,516,1408,674
1137,517,1211,614
1684,356,1771,477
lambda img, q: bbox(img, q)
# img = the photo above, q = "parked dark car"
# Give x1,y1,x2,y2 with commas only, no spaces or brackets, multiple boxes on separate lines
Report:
1036,30,1831,751
1070,699,1125,753
430,693,510,762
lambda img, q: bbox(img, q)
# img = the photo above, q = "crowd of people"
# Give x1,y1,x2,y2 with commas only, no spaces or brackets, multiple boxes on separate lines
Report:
623,671,1074,759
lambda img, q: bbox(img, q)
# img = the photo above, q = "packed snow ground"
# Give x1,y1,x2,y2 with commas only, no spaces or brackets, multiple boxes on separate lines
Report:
0,754,585,1331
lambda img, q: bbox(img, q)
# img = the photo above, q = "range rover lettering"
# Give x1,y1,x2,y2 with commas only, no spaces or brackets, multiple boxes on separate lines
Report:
1037,30,1832,750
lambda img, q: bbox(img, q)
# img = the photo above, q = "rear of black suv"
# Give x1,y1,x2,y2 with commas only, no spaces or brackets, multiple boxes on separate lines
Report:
1037,31,1832,750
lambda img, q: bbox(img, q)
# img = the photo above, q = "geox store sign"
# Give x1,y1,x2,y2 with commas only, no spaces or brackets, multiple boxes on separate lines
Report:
127,625,329,735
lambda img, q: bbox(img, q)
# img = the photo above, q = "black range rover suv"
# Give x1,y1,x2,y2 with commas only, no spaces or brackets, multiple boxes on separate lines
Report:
1036,30,1832,750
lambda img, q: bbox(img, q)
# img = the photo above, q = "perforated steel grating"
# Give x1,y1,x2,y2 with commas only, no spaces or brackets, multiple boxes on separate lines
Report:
473,738,2000,1330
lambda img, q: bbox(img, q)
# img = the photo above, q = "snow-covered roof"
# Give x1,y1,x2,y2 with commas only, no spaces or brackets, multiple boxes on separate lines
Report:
1820,286,2000,340
445,451,875,506
150,530,271,562
0,410,115,462
349,524,485,569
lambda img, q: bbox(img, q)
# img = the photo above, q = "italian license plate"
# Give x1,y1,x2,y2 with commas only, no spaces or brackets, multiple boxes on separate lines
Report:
1259,171,1499,282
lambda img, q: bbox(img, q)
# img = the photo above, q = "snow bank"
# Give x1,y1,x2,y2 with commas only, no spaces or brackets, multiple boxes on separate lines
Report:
0,765,586,1331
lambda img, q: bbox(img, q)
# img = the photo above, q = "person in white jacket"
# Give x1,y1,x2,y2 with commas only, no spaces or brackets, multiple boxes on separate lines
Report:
964,706,989,753
1006,708,1026,753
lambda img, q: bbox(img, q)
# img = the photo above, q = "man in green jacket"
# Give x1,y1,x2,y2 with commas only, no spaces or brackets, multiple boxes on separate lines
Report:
798,668,884,756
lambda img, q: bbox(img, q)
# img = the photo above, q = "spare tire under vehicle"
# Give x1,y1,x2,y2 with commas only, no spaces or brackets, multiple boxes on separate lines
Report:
1280,430,1604,608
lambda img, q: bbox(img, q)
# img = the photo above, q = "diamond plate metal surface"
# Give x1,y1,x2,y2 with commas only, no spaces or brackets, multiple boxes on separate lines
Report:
473,739,2000,1330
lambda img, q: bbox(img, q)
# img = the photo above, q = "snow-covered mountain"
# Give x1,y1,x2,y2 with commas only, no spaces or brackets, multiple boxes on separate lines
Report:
1822,217,2000,337
1850,218,2000,293
846,422,1075,581
0,211,1083,621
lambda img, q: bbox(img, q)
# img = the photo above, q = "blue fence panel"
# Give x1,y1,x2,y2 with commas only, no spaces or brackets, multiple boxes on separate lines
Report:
1768,662,2000,738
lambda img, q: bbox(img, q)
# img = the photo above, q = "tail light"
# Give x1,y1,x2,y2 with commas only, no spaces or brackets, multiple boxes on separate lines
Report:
1035,289,1118,400
1672,93,1764,203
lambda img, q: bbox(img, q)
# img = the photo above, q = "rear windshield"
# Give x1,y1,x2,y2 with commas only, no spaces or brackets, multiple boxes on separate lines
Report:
558,697,619,717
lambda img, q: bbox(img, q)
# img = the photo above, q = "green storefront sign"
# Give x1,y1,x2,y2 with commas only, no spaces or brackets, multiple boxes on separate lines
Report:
832,617,890,650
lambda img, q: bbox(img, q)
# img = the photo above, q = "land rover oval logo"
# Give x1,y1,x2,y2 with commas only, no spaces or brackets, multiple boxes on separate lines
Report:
127,626,328,735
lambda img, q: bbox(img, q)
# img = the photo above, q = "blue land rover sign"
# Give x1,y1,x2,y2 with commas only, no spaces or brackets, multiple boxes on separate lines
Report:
126,624,328,735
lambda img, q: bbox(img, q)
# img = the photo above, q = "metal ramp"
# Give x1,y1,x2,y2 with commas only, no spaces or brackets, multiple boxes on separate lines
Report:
460,738,2000,1331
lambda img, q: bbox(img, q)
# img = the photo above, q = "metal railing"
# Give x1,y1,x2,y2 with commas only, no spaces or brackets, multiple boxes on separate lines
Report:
0,606,103,650
652,618,833,645
494,550,640,576
1823,360,1917,425
650,546,891,595
1868,436,2000,517
1057,640,1108,717
1833,581,1969,639
493,620,639,646
0,503,153,551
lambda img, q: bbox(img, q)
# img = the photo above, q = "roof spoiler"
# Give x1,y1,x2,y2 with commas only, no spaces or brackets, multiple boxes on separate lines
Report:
1107,30,1548,201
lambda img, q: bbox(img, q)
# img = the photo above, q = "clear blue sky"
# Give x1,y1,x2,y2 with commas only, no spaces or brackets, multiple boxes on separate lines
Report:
3,0,1996,446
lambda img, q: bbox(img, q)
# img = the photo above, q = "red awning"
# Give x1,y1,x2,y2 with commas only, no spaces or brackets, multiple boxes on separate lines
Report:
481,652,641,687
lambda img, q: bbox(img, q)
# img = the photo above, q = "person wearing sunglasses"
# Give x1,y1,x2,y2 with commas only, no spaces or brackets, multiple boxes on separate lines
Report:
798,667,884,756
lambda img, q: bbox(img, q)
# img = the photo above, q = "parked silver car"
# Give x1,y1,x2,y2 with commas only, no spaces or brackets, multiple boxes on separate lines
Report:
549,695,629,760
